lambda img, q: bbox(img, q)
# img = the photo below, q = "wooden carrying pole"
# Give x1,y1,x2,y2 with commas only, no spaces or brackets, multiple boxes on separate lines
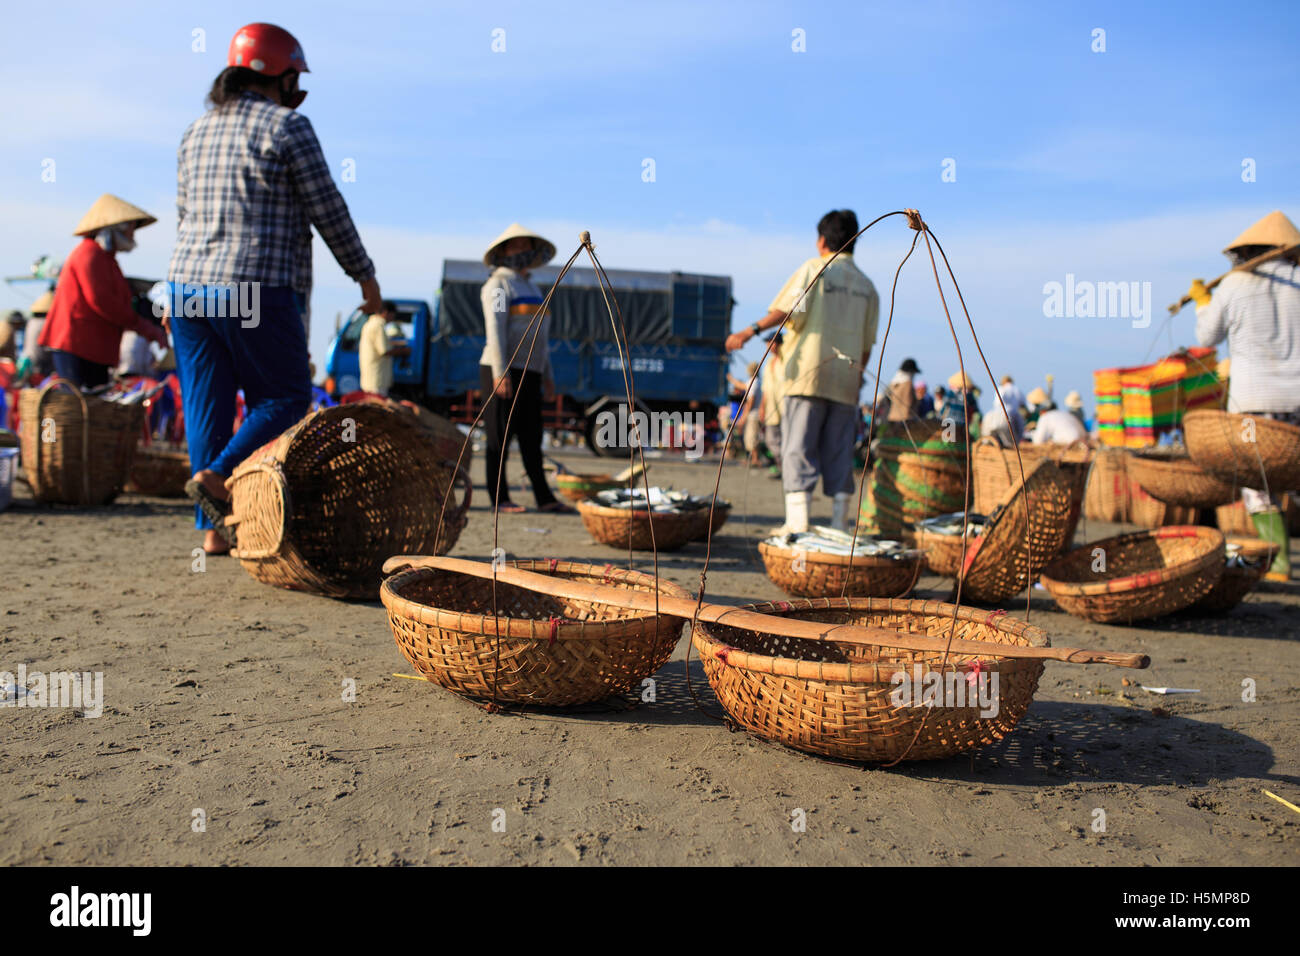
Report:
382,555,1151,669
1168,242,1300,314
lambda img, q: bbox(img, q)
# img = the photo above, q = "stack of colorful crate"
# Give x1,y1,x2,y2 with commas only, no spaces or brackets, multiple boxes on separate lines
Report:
1093,367,1124,447
1117,347,1222,448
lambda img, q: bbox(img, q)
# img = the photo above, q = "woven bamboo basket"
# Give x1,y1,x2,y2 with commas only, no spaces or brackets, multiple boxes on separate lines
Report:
1191,536,1278,613
1040,526,1225,623
960,460,1077,603
860,449,968,535
554,473,623,502
1184,409,1300,492
1083,448,1199,527
576,499,700,551
226,404,471,599
914,525,972,577
689,502,730,541
757,540,922,598
125,443,190,497
18,380,144,505
972,439,1090,545
1127,450,1238,508
691,597,1047,762
382,560,689,706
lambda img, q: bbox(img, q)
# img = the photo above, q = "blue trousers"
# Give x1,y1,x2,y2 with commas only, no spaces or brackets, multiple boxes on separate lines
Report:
169,284,311,529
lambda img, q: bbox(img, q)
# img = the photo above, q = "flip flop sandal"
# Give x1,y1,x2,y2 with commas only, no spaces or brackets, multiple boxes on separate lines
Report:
185,479,237,546
539,501,576,514
495,501,527,514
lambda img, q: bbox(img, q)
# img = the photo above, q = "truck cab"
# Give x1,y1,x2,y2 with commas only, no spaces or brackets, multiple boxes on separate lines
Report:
324,298,429,397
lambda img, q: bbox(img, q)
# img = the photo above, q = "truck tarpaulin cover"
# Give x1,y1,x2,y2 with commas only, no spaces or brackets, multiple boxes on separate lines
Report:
438,259,731,346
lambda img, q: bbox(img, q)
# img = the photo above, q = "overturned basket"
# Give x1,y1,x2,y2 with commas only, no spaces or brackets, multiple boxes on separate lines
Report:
381,559,688,706
1126,449,1238,508
576,499,700,551
693,597,1048,762
227,404,471,599
1184,409,1300,492
126,443,190,498
758,540,922,598
18,380,144,506
1041,526,1225,624
1191,535,1278,613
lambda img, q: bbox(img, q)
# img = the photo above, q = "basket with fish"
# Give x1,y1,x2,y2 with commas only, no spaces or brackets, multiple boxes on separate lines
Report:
576,487,716,551
758,528,923,598
381,558,689,707
1184,409,1300,492
1040,526,1225,624
1190,535,1278,613
382,555,1151,762
914,512,988,577
552,461,646,503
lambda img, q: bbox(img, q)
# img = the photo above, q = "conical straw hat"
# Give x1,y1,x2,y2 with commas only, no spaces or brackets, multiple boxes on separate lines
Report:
1026,387,1049,406
947,370,974,390
483,222,556,269
29,290,54,315
1223,210,1300,253
1064,390,1083,409
73,194,157,237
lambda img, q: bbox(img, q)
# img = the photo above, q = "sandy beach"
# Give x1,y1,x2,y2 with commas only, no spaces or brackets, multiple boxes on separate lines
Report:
1,448,1296,866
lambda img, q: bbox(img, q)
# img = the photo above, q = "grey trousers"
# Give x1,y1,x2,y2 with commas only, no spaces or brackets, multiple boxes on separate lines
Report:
781,395,858,495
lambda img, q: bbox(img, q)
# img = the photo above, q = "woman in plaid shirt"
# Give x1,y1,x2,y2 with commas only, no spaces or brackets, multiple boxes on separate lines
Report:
166,23,381,555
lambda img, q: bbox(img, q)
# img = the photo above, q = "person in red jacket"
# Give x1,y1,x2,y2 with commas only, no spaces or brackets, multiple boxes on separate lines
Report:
38,195,167,387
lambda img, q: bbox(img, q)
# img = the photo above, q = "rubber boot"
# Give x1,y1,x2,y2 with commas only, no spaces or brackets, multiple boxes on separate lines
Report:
1250,508,1291,582
772,490,811,536
831,492,853,533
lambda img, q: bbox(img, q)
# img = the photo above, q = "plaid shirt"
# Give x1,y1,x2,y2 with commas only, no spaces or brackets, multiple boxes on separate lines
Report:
167,92,374,293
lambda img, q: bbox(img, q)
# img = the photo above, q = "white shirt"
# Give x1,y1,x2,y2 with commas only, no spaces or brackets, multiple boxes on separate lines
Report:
999,382,1026,414
1196,258,1300,414
1031,409,1089,444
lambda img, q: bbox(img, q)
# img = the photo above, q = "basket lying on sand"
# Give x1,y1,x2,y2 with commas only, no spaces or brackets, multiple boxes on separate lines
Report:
18,380,144,505
914,524,970,576
860,424,968,536
1191,536,1278,613
125,443,190,497
1184,409,1300,492
381,559,688,706
226,404,471,599
692,597,1048,762
1041,526,1225,624
1083,447,1199,527
957,460,1077,603
1126,449,1238,508
1215,499,1254,536
689,501,730,541
757,539,922,598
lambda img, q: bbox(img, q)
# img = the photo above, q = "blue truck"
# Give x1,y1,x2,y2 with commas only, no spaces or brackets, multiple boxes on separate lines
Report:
324,259,733,455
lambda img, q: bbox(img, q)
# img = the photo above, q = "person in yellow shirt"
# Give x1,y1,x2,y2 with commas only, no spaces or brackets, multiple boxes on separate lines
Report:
358,300,409,397
726,210,879,533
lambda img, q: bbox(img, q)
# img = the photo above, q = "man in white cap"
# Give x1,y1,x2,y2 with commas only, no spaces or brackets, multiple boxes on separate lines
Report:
479,224,570,514
726,209,879,534
1191,210,1300,581
36,195,168,387
1064,390,1086,427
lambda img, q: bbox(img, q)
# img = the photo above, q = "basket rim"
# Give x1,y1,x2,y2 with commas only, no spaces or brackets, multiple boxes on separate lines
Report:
576,499,727,520
380,558,691,641
1040,525,1225,596
757,538,922,569
691,595,1049,684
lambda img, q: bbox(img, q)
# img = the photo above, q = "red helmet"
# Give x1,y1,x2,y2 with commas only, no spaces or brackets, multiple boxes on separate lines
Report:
227,23,309,76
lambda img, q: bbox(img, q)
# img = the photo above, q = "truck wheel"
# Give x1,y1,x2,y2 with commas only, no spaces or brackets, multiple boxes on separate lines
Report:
584,410,624,458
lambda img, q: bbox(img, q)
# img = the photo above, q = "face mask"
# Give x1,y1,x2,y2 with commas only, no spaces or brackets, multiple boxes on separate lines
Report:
94,227,135,253
499,251,534,271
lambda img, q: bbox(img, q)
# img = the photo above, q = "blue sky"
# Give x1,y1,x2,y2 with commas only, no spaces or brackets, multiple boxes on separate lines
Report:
2,0,1297,405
